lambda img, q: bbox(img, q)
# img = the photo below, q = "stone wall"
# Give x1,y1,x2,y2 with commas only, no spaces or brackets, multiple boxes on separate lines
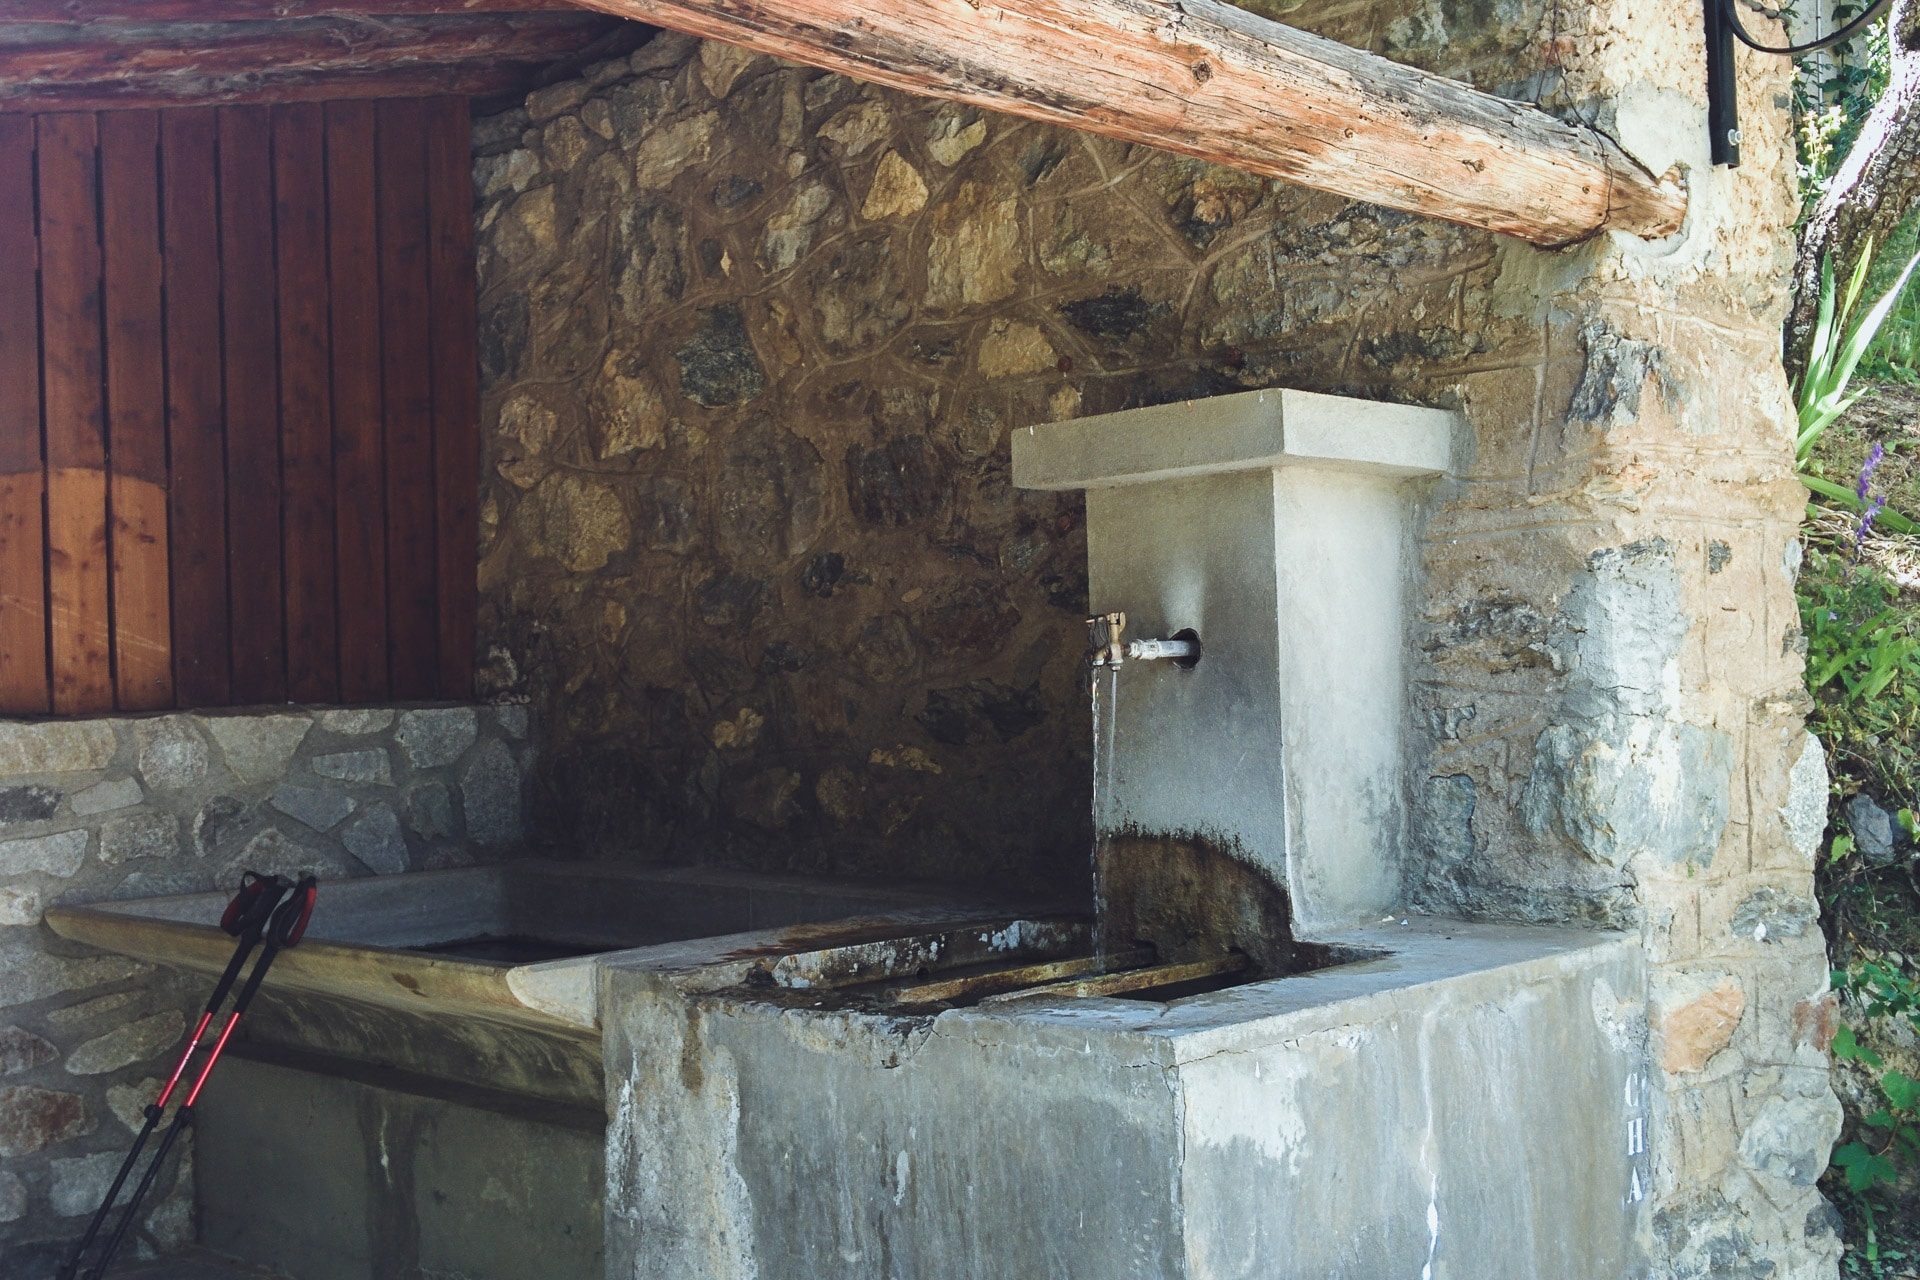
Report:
0,705,530,1274
469,8,1569,894
472,4,1838,1274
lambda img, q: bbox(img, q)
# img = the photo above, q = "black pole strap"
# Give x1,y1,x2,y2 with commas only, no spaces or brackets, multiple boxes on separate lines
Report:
1706,0,1894,169
1725,0,1893,55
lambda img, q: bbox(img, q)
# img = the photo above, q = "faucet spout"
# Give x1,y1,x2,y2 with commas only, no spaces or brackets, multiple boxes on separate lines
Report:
1086,612,1128,668
1087,614,1200,669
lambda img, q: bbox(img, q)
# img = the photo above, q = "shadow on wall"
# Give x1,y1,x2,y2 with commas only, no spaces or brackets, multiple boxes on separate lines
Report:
469,32,1538,898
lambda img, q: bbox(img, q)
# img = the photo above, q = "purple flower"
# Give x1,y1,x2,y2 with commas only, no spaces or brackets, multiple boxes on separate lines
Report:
1858,443,1886,501
1856,443,1889,550
1859,494,1888,548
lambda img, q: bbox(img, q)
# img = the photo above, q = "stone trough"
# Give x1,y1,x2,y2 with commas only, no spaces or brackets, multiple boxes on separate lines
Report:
602,915,1648,1278
47,864,1022,1280
46,389,1661,1278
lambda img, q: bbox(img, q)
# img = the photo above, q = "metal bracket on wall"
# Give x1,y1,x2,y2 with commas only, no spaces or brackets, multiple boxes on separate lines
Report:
1705,0,1894,169
1706,0,1742,167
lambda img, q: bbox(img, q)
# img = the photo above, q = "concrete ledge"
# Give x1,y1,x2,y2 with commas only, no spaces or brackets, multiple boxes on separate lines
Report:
1011,387,1455,489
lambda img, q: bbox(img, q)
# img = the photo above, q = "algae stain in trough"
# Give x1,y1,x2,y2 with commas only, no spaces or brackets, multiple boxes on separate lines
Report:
1096,829,1298,978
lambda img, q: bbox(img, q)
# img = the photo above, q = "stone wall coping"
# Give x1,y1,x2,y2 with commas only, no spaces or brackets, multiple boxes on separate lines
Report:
1010,387,1456,490
0,699,523,729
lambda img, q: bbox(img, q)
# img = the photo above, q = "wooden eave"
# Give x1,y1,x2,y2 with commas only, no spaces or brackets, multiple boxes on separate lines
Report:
0,0,1689,246
565,0,1689,247
0,3,635,111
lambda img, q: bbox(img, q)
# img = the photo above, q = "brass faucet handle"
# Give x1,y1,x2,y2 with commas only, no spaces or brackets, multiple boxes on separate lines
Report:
1085,611,1127,667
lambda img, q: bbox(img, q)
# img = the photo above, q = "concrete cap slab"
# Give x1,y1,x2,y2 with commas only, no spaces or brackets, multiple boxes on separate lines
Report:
1011,387,1455,489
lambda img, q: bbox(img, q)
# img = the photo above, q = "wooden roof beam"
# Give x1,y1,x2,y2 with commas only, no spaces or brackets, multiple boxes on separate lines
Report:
0,13,627,110
0,1,584,21
569,0,1686,246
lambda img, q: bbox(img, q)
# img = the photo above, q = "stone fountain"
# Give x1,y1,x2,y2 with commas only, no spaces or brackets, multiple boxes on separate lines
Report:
51,388,1653,1279
596,388,1652,1279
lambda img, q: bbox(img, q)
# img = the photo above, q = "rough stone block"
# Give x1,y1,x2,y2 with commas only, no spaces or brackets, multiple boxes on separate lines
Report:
46,991,140,1036
493,705,529,739
527,79,589,122
1793,992,1839,1053
0,829,87,878
312,750,393,786
1729,885,1819,944
271,784,357,833
421,845,476,871
1843,792,1895,864
50,1149,125,1216
0,1169,23,1223
106,1077,161,1132
135,717,210,791
114,867,215,900
395,708,479,769
194,795,253,858
145,1155,195,1250
0,1026,57,1075
523,473,631,571
221,829,351,883
66,1010,184,1076
0,1085,90,1156
317,709,395,736
207,715,313,783
0,721,117,775
99,813,179,866
403,784,455,840
0,884,41,927
69,776,142,816
1653,973,1746,1074
342,804,409,875
1739,1093,1843,1188
1781,732,1827,865
460,741,522,846
0,784,59,827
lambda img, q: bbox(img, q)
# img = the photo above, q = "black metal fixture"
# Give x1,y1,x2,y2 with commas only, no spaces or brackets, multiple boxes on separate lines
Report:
1705,0,1893,167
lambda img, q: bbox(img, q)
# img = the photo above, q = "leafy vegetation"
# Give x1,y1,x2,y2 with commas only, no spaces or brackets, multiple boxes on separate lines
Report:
1792,35,1920,1244
1801,283,1920,1273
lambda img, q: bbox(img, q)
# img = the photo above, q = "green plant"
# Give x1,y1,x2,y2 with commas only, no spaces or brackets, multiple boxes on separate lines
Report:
1859,212,1920,382
1797,238,1920,536
1832,959,1920,1192
1798,239,1920,468
1794,1,1892,193
1830,958,1920,1276
1803,559,1920,700
1829,951,1920,1275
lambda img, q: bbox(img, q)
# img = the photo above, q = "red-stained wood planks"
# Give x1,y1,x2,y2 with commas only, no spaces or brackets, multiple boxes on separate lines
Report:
377,99,438,700
0,115,47,714
0,97,481,717
425,95,478,700
376,100,437,702
163,108,231,709
100,109,173,711
38,112,113,715
327,100,389,702
274,102,339,705
220,105,287,705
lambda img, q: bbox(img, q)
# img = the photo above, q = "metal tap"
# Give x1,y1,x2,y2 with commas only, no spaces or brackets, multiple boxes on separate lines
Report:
1086,613,1200,668
1086,612,1128,668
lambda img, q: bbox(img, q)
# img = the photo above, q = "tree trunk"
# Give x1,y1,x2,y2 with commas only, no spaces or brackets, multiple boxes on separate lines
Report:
1790,0,1920,379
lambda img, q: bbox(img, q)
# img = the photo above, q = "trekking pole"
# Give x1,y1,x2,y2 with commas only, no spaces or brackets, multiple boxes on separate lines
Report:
57,872,292,1280
84,876,318,1280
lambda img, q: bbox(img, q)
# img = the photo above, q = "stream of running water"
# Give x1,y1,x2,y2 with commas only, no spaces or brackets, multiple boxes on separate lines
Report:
1088,662,1120,968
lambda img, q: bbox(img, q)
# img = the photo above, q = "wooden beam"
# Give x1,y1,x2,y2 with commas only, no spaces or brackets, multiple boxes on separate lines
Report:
0,13,622,109
0,0,581,19
568,0,1685,245
0,65,569,111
